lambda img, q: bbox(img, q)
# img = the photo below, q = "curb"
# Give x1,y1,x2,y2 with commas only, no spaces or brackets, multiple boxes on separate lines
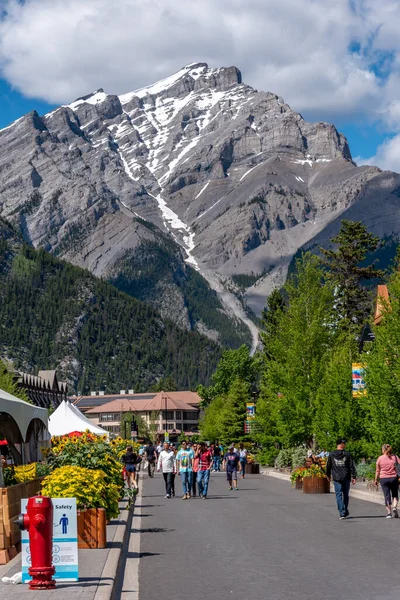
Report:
261,469,384,505
94,497,135,600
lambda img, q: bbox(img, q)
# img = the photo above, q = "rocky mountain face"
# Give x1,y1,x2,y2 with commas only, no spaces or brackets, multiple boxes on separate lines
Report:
1,62,399,329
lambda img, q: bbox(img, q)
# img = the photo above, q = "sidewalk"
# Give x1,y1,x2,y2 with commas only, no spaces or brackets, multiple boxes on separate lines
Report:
262,468,384,505
0,500,133,600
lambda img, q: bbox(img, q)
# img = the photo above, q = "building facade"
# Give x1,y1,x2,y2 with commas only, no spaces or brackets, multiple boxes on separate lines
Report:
78,391,201,439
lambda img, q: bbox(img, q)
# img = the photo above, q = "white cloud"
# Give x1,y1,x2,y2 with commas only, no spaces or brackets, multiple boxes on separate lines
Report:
1,0,400,167
356,135,400,174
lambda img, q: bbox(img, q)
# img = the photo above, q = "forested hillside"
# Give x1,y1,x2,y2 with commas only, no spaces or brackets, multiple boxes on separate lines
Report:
0,218,222,393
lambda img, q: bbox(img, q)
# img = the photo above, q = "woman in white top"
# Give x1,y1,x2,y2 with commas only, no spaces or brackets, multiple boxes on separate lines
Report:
238,443,248,479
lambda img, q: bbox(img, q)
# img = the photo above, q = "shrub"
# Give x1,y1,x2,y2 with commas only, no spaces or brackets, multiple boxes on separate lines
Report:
291,446,308,469
42,465,120,519
275,449,292,469
356,461,376,481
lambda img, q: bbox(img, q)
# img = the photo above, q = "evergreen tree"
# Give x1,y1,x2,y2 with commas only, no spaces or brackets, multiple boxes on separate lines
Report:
320,220,383,328
0,360,30,403
218,378,250,446
313,334,367,457
257,253,337,449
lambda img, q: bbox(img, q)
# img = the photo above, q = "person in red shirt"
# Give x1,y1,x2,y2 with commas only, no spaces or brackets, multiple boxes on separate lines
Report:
196,442,213,499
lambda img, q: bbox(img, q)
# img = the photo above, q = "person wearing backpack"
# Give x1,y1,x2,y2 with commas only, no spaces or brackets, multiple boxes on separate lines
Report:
325,438,357,519
375,444,400,518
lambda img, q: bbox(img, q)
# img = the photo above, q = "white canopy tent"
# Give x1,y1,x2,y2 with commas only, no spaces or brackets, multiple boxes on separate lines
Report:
0,387,49,468
48,400,109,438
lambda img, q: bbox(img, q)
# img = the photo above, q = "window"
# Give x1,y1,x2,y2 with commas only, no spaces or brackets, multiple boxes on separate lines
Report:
162,411,174,420
166,423,174,431
100,414,119,422
183,411,198,421
102,425,119,433
175,411,182,420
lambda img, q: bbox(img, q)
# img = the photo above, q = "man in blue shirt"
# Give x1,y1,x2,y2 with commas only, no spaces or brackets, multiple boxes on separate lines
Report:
176,441,194,499
223,444,240,491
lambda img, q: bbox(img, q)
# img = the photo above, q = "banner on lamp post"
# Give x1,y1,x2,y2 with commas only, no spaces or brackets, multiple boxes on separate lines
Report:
246,402,255,420
352,363,366,397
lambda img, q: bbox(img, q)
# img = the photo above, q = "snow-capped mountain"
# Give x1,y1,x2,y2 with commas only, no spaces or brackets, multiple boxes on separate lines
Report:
0,62,399,333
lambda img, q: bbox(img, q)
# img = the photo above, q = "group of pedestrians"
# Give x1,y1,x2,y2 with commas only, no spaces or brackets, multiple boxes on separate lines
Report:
152,440,248,499
326,438,400,520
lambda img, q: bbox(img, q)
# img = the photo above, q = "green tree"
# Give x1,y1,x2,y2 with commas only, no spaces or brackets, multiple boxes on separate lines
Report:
364,270,400,454
148,411,160,442
257,253,337,449
199,396,225,442
150,376,177,392
0,360,30,403
320,220,383,328
197,345,258,406
218,378,250,446
313,334,367,458
120,411,148,440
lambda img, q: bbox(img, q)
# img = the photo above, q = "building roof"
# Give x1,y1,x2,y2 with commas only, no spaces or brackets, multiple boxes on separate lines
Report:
18,370,68,393
85,391,201,414
374,284,390,326
75,391,201,412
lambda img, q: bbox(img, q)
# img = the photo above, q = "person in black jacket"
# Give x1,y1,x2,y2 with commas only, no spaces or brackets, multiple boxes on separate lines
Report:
325,438,357,519
122,445,138,489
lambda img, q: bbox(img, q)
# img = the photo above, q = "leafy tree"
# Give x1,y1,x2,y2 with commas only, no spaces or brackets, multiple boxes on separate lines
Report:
313,334,368,458
0,360,29,403
148,411,160,442
218,378,250,446
199,396,225,442
320,220,383,328
197,345,258,406
364,270,400,454
257,253,337,449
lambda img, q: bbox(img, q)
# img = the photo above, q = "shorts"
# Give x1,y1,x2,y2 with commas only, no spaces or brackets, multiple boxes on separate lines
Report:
125,464,136,473
226,469,237,481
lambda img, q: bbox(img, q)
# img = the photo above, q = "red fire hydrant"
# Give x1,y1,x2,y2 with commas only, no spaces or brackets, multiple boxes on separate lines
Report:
18,496,56,590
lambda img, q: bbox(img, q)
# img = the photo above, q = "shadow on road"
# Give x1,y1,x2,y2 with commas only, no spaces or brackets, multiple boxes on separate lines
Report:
347,515,386,519
127,551,161,559
132,527,175,533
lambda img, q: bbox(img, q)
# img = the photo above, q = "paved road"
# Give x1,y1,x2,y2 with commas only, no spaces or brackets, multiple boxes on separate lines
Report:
131,472,400,600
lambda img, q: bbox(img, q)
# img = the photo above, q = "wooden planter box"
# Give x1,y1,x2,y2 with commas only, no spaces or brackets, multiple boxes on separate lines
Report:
0,477,44,564
245,463,260,475
302,477,330,494
78,508,106,549
292,477,303,490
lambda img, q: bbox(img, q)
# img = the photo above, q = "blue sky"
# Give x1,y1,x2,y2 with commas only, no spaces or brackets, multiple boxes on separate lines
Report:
1,0,400,171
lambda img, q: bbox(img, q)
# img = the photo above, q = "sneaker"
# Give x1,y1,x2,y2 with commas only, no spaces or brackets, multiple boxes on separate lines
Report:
165,494,170,499
234,487,239,490
393,507,398,518
339,515,346,520
202,495,207,499
386,514,392,518
186,494,190,499
229,486,233,491
345,510,349,517
182,495,187,500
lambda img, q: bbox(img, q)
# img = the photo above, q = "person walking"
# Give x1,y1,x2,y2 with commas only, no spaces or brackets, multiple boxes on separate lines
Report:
325,438,357,519
196,442,213,499
191,443,200,497
176,441,194,499
122,445,138,489
144,441,157,478
375,444,400,518
157,442,176,498
169,444,177,497
238,443,248,479
223,443,240,490
212,440,222,472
